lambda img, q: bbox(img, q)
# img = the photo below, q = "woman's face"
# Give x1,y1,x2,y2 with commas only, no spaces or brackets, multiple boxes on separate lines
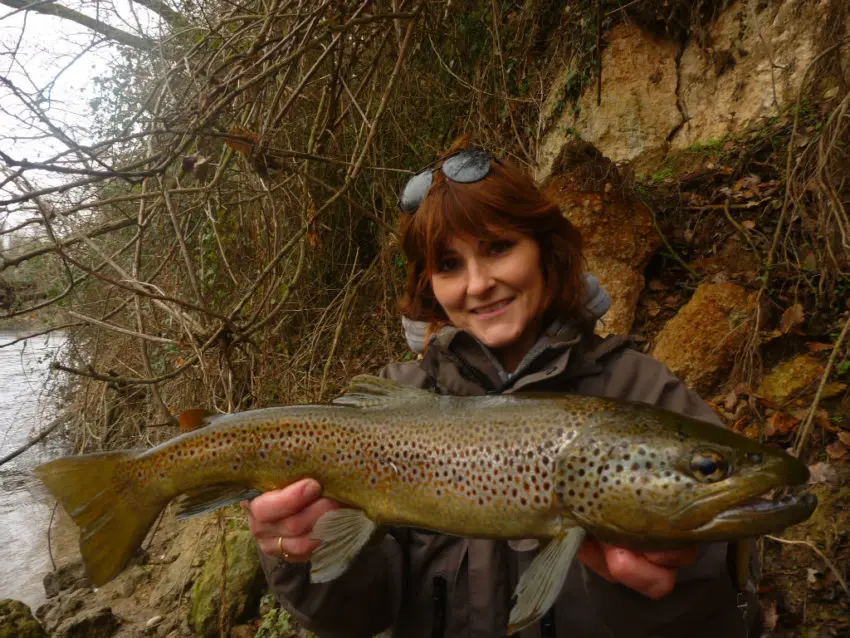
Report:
430,232,546,371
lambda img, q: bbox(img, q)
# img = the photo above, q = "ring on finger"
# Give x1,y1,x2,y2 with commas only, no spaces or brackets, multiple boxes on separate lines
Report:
278,535,290,561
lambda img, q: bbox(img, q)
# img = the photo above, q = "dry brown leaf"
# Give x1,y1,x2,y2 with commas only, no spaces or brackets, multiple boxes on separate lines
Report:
826,440,848,459
723,390,738,412
766,411,800,436
806,342,833,352
813,409,831,428
223,128,257,155
838,431,850,446
780,303,805,334
741,219,756,229
808,461,839,485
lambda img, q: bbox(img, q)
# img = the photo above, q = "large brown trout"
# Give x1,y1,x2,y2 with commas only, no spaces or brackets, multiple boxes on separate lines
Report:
35,375,816,632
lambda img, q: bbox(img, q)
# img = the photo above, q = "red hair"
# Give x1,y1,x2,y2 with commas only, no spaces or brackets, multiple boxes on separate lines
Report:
399,144,585,326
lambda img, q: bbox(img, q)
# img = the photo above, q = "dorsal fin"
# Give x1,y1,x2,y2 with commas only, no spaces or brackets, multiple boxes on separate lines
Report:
177,408,215,432
332,374,435,409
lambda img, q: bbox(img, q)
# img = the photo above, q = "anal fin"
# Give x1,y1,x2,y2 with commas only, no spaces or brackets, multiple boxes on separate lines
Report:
309,508,378,583
507,527,587,634
175,483,262,519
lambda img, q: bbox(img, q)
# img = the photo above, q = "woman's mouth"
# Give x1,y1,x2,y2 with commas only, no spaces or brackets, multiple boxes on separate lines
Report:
471,298,514,317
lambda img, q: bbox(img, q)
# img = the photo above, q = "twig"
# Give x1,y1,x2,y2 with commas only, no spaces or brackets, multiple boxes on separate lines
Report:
47,502,58,572
766,535,849,599
318,254,365,400
489,0,532,163
217,511,230,637
794,310,850,455
722,198,762,262
596,0,602,106
636,193,699,278
0,415,69,467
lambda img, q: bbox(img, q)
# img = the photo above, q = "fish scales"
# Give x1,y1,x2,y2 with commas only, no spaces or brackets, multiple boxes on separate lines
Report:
123,397,606,538
35,375,817,632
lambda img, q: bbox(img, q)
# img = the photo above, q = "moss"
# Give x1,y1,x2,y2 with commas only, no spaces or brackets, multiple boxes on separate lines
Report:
188,530,264,637
0,600,47,638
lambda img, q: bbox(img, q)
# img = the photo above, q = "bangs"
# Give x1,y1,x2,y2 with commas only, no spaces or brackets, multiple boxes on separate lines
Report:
415,173,526,277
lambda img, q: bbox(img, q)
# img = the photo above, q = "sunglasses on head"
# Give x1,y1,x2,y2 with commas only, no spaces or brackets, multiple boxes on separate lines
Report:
397,148,494,214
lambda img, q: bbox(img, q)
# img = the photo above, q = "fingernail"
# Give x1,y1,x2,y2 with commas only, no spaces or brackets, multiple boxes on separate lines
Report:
303,480,321,500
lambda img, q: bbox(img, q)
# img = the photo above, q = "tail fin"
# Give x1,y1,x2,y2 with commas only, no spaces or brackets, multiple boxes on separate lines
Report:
34,451,166,586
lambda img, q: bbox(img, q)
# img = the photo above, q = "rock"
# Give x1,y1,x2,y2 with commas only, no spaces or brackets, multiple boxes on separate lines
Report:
145,615,163,629
229,625,257,638
758,355,825,405
54,606,119,638
652,282,758,393
38,587,88,633
672,0,834,151
43,561,89,598
537,24,680,178
820,382,847,400
188,530,264,637
0,599,47,638
155,615,179,637
538,0,839,177
543,143,660,335
116,566,147,598
152,516,212,607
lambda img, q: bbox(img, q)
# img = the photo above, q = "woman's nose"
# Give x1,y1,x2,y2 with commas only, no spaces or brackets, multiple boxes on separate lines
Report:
466,260,494,296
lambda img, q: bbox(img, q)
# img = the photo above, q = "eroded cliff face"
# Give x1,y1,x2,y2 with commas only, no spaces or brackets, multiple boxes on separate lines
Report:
537,0,848,179
536,0,848,338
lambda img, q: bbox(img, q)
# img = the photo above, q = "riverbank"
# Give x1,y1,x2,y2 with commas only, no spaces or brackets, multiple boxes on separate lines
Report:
32,507,274,637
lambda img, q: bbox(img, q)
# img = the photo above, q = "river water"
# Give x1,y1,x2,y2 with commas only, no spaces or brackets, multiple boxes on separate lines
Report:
0,328,67,609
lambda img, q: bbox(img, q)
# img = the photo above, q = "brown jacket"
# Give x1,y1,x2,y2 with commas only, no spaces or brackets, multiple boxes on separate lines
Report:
260,325,759,638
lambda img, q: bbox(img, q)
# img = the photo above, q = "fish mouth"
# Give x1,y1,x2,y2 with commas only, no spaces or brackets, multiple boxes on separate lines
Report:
691,491,818,538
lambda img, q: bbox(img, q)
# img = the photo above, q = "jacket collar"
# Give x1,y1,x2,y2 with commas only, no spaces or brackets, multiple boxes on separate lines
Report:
419,320,595,396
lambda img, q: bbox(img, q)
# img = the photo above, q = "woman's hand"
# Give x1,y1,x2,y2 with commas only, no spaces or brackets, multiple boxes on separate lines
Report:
243,479,341,563
577,537,698,599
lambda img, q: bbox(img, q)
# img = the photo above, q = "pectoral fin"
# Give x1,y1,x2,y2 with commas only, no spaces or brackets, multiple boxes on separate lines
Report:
309,508,377,583
507,527,587,634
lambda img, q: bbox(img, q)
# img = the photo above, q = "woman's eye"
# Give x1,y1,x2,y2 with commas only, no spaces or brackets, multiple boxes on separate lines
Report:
438,257,460,272
487,240,514,255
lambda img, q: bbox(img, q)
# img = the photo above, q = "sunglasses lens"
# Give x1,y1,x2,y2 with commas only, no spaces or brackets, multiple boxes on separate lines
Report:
442,148,491,183
398,170,433,213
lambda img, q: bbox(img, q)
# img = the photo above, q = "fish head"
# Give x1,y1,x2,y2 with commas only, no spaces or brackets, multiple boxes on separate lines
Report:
556,403,816,547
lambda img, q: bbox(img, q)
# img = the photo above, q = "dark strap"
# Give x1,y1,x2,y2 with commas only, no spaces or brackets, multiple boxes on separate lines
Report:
431,576,447,638
540,607,556,638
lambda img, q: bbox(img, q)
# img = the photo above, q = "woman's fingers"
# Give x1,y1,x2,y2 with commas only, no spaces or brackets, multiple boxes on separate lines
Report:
576,537,615,582
578,539,692,599
642,547,698,569
600,544,678,599
280,496,341,537
249,479,322,523
242,479,342,563
258,532,321,563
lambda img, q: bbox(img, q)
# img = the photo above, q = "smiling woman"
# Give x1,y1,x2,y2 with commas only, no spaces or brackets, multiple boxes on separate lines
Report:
430,234,546,371
246,140,767,638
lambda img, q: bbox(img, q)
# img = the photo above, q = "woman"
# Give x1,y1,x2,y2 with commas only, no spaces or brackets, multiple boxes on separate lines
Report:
245,145,760,637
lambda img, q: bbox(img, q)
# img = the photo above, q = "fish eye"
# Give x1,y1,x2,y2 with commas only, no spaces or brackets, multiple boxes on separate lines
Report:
688,451,729,483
